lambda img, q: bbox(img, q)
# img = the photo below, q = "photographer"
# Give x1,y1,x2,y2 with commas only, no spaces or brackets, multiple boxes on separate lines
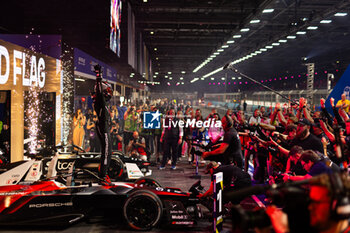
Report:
283,150,332,182
124,104,138,150
110,121,123,151
126,131,147,161
266,181,350,233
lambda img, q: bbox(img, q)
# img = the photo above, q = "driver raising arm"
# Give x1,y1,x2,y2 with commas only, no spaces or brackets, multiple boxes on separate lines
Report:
93,65,113,180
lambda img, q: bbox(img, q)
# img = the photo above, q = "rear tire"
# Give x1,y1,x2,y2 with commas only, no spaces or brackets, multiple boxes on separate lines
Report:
123,190,163,230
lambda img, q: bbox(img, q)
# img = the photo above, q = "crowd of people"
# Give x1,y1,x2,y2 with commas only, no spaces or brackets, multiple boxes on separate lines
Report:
71,98,211,170
71,93,350,179
70,93,350,232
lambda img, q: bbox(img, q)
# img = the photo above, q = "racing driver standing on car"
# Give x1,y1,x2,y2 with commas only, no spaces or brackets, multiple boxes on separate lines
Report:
93,64,113,182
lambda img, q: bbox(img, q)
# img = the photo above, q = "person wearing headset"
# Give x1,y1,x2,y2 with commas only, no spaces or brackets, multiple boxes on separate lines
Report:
202,115,243,168
266,175,350,233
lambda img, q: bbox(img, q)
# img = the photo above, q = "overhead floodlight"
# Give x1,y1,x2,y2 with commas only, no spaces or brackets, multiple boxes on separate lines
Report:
155,72,158,75
169,77,173,80
232,77,236,80
240,28,250,32
307,26,318,30
203,67,224,78
168,71,172,74
255,51,262,54
287,35,296,39
165,75,168,78
238,77,242,79
222,45,229,48
320,20,332,24
154,48,157,51
272,42,280,46
260,48,267,51
227,40,235,44
262,9,274,13
250,19,260,24
181,71,186,74
278,39,287,43
181,82,184,84
302,17,308,21
221,77,225,80
334,12,347,16
296,31,306,34
180,77,183,80
265,45,273,49
190,78,199,83
214,52,220,55
153,75,157,78
233,35,242,38
210,55,216,58
200,78,204,80
211,77,215,80
217,49,224,52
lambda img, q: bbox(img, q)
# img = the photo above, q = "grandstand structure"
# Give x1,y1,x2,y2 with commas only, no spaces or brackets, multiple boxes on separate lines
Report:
204,88,330,112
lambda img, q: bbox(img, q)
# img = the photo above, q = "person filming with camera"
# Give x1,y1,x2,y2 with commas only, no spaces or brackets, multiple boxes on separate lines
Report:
202,115,243,168
266,174,350,233
126,131,147,161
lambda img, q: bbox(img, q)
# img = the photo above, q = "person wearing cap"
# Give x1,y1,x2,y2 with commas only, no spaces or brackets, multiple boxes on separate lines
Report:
270,118,324,157
290,118,324,154
199,161,251,204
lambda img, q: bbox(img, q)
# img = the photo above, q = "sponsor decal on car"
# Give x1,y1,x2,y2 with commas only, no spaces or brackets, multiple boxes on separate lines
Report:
29,202,73,208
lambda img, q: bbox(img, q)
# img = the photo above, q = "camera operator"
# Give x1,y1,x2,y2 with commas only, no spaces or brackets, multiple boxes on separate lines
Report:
126,131,147,161
270,119,323,158
202,115,243,168
110,121,122,151
285,146,306,175
124,104,138,150
266,181,350,233
199,161,251,205
283,150,332,182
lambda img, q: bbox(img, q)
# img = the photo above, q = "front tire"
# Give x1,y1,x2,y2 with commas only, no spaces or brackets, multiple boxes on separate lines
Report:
123,190,163,230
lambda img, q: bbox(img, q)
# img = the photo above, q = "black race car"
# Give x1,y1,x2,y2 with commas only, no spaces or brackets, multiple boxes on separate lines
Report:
0,164,204,230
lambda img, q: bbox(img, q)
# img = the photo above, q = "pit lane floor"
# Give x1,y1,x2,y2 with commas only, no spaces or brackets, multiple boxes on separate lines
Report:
1,159,236,233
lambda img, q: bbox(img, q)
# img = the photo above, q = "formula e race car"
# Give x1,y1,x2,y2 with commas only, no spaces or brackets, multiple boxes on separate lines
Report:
0,168,205,230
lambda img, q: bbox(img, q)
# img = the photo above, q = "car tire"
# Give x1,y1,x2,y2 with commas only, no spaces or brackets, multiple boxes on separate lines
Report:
134,177,162,188
123,190,163,230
